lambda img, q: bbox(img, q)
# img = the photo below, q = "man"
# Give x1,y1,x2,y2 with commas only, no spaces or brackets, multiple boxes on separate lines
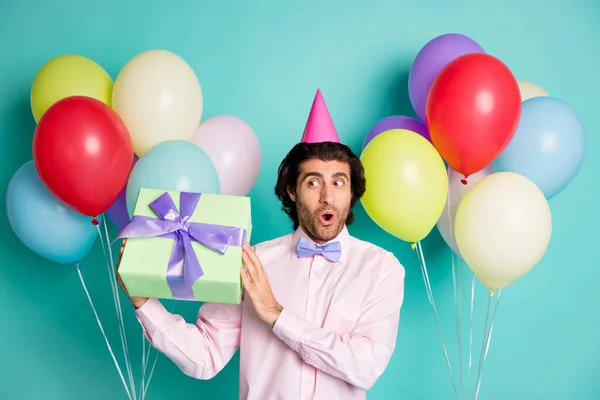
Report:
117,89,405,400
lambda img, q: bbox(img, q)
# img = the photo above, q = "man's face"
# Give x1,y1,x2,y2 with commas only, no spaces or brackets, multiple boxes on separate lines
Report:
288,158,352,244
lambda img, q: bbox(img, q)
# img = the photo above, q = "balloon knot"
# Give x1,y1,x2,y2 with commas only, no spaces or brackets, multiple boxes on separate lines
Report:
92,217,99,226
489,289,494,297
461,176,468,185
411,242,417,250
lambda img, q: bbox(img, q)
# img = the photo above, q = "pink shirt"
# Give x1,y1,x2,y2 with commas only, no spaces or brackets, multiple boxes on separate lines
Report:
136,226,405,399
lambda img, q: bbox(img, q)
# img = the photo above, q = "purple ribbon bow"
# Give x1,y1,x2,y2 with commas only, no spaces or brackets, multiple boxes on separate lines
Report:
116,191,246,300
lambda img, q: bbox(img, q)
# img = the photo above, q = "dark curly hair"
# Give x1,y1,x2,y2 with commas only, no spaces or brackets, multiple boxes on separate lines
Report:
274,141,367,230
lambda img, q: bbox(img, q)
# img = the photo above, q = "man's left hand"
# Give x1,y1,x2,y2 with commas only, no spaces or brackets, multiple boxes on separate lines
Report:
241,243,283,327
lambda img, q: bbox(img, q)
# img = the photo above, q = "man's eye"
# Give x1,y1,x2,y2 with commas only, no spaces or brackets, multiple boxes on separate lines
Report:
334,180,345,186
308,180,320,187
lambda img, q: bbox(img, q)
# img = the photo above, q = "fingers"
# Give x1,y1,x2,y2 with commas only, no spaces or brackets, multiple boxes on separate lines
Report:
243,243,266,280
117,239,127,271
242,249,258,284
240,267,252,291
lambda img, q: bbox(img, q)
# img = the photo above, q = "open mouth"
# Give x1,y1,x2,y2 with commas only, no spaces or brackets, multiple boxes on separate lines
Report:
319,212,336,225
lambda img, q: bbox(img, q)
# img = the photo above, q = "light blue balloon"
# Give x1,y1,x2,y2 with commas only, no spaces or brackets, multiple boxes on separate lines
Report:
6,161,100,264
493,96,586,199
126,140,221,217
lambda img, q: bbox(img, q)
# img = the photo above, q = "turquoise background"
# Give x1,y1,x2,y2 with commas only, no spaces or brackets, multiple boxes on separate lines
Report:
1,1,598,399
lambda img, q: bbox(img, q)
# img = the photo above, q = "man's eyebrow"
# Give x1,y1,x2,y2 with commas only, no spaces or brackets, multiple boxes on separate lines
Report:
332,172,349,179
300,171,349,181
300,172,324,181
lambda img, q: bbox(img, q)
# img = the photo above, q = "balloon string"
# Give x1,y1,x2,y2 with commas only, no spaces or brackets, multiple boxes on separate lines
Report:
456,253,463,399
97,220,137,399
104,216,164,399
141,307,173,399
103,218,140,400
142,348,160,399
456,182,475,383
140,309,164,400
76,263,132,400
415,242,460,400
141,329,147,399
473,290,502,400
447,172,464,399
469,272,475,375
477,293,491,376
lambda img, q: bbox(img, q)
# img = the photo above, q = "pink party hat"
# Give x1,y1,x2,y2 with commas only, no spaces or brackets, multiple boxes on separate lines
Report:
301,88,341,143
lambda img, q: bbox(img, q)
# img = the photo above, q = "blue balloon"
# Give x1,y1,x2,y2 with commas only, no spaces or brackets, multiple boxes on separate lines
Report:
493,97,586,199
126,140,220,217
6,161,100,264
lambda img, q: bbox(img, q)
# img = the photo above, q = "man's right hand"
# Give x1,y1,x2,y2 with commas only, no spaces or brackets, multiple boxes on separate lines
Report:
116,239,149,309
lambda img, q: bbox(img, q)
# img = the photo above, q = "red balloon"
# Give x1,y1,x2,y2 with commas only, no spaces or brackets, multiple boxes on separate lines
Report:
33,96,133,223
425,53,521,178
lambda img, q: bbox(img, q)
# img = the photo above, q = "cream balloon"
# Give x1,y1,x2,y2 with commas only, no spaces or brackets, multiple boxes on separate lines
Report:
518,81,549,101
454,172,552,290
435,165,493,256
112,50,203,155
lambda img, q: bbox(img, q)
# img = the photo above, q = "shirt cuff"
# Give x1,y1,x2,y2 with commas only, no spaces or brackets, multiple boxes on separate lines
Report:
272,307,307,351
135,298,170,336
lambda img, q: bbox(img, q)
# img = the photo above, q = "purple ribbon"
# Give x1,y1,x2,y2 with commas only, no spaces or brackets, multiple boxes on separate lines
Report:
116,191,246,300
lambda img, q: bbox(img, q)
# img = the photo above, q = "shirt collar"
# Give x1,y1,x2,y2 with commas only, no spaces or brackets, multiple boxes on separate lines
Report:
291,225,350,265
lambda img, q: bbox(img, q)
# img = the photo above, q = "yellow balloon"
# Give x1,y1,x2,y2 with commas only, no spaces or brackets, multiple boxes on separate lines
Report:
360,129,448,243
30,54,113,123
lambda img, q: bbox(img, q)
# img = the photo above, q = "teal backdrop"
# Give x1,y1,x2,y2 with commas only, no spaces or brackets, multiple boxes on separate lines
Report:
1,0,598,399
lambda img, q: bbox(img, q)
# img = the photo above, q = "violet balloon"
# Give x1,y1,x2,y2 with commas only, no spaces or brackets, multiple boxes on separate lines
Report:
409,33,485,122
189,116,261,196
362,115,430,151
106,155,138,230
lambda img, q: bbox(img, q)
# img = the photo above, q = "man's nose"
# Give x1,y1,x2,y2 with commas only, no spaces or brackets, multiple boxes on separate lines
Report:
320,184,335,205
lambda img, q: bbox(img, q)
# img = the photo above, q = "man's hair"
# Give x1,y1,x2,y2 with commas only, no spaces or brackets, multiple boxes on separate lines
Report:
274,141,367,230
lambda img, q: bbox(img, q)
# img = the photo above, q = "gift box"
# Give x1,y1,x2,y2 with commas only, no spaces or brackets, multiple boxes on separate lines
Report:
117,188,252,305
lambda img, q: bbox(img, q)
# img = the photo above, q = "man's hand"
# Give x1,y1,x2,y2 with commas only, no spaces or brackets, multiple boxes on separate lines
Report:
116,239,149,309
240,243,283,327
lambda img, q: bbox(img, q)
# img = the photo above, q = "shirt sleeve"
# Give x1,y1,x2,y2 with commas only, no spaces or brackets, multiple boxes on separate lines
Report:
135,298,243,380
272,252,405,391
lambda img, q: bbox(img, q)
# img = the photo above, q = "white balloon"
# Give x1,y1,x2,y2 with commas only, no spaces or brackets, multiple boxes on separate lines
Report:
112,50,203,155
189,116,262,196
436,165,494,256
454,172,552,290
518,81,549,102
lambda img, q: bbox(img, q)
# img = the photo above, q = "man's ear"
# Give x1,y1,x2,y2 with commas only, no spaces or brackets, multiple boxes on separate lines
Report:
287,185,296,202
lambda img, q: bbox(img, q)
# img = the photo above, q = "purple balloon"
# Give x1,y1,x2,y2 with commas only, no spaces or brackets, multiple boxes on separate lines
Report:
408,33,485,122
362,115,430,151
106,155,138,230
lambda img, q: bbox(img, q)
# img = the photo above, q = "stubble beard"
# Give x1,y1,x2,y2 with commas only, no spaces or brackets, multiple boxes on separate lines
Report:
296,200,350,244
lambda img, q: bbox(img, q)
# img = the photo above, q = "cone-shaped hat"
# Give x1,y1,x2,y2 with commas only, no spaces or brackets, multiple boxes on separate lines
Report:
300,88,340,143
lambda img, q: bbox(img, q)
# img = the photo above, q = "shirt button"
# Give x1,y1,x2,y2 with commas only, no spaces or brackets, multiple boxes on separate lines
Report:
309,300,316,307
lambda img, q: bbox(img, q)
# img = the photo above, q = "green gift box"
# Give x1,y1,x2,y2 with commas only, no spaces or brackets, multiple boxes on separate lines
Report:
117,188,252,305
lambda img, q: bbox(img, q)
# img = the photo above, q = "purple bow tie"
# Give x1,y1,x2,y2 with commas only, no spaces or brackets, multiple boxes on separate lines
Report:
296,237,342,263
